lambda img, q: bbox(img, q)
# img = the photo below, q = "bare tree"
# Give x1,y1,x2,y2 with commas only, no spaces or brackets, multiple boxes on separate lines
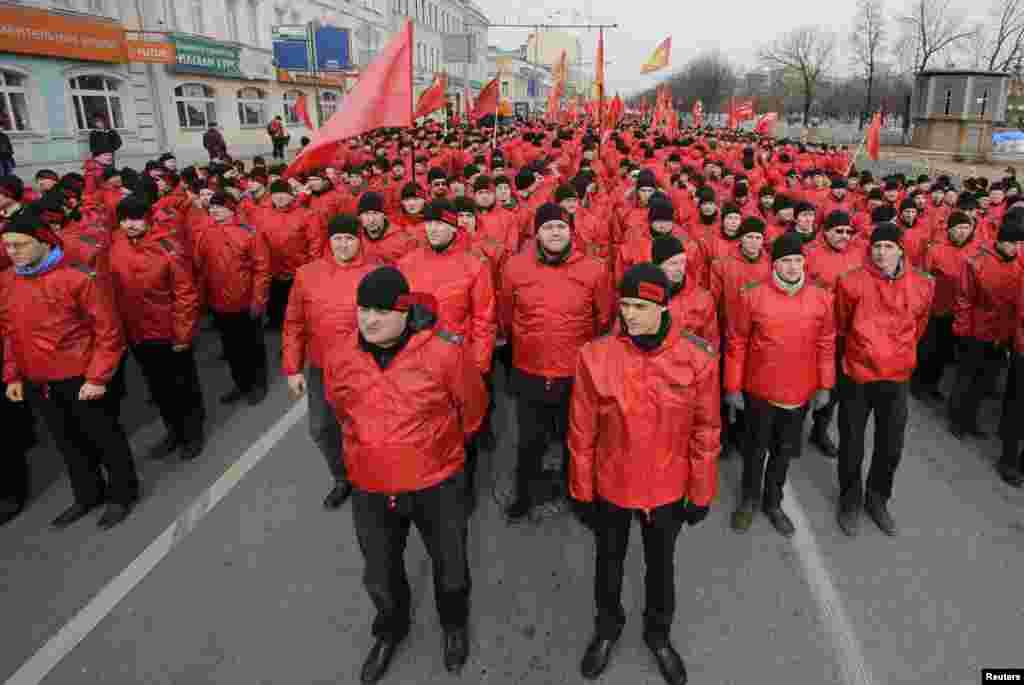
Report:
897,0,977,73
631,51,737,116
850,0,888,128
977,0,1024,72
758,25,836,125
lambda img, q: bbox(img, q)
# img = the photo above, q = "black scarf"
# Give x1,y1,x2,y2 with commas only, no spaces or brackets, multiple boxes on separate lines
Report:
537,238,572,265
699,211,718,226
626,311,672,352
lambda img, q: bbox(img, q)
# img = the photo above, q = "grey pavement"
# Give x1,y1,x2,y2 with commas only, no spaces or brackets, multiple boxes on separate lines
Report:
1,337,1023,685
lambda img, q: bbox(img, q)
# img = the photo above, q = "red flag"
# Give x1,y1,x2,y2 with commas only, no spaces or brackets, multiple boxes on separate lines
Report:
866,111,881,160
735,98,755,121
753,111,778,135
286,20,413,177
471,77,499,120
294,93,314,130
692,99,704,128
415,72,448,119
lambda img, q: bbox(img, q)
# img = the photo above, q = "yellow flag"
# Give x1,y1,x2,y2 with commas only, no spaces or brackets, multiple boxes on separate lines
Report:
641,36,671,74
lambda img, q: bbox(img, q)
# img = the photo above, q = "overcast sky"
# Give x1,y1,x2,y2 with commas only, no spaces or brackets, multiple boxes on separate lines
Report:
472,0,983,96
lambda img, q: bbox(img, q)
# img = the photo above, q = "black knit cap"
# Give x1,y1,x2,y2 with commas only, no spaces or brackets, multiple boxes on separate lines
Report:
997,220,1024,242
619,263,669,305
831,177,848,189
957,194,979,211
759,184,776,197
554,184,578,203
401,182,424,200
824,210,851,229
454,196,477,214
427,167,447,183
269,179,291,195
117,195,150,222
0,175,24,200
208,192,236,209
696,186,716,204
870,222,903,247
535,202,570,231
423,198,458,224
473,175,494,192
648,198,675,223
515,169,536,191
871,205,897,224
721,202,742,219
357,266,410,311
358,192,385,214
900,197,917,212
738,216,766,237
771,231,805,261
3,208,60,246
327,214,360,238
947,211,972,229
774,194,792,211
651,235,685,264
635,169,657,190
794,201,816,217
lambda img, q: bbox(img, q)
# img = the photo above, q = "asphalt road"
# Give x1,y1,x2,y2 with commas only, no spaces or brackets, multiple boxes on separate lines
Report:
1,327,1023,685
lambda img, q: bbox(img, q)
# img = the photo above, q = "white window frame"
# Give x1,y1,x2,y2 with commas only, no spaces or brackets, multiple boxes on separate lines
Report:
319,90,340,121
0,70,33,132
174,82,217,129
237,87,267,126
247,0,260,45
69,74,127,131
226,0,240,42
283,89,305,125
190,0,204,34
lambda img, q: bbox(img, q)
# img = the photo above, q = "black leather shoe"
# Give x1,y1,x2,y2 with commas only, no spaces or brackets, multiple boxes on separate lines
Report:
97,502,134,530
220,388,245,405
864,493,897,536
580,636,616,679
965,426,990,440
147,433,181,461
504,497,531,522
997,464,1024,487
443,627,469,673
837,506,860,537
763,507,796,538
180,440,204,462
648,642,688,685
246,386,268,405
360,638,401,684
323,481,352,510
51,501,101,529
810,422,838,459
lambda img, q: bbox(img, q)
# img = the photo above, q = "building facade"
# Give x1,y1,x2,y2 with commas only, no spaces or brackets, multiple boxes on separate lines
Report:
488,46,551,115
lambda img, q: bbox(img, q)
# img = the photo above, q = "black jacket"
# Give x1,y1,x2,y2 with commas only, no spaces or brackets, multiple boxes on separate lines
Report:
89,129,122,156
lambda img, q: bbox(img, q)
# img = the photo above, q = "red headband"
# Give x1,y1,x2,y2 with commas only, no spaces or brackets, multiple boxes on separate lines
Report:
393,292,438,312
637,282,667,305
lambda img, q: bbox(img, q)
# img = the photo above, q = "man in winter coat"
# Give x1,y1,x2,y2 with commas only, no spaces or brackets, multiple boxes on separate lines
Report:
1,210,139,530
834,223,934,537
568,263,719,685
203,122,228,162
283,214,378,510
88,115,122,165
323,267,487,684
359,191,421,265
650,235,719,342
725,232,836,537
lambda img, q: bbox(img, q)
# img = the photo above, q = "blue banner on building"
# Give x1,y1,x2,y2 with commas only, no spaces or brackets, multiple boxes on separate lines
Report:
314,25,350,71
273,39,309,71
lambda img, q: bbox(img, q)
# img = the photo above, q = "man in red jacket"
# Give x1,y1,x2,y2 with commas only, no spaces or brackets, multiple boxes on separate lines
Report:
568,263,718,685
725,232,836,537
110,196,205,462
1,210,140,530
323,267,486,683
283,214,377,510
499,202,613,521
359,191,421,265
834,223,934,536
651,235,719,342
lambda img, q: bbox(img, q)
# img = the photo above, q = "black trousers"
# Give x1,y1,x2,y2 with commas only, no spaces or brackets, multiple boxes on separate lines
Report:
0,390,34,504
132,341,205,445
999,353,1024,471
266,278,294,330
812,353,844,428
742,393,808,509
950,337,1006,430
837,378,909,509
25,375,139,507
211,309,268,393
514,394,570,501
593,497,686,647
351,471,471,641
271,138,286,159
913,315,956,391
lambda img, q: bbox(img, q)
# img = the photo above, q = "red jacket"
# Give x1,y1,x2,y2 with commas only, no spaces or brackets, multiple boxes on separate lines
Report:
361,223,422,265
615,226,702,293
499,245,613,379
725,276,836,406
192,220,268,313
398,243,498,374
109,233,199,347
281,253,378,375
323,309,487,494
953,244,1023,343
0,256,126,385
671,277,719,343
709,248,773,334
568,326,721,509
835,263,934,383
253,205,322,279
806,236,865,291
922,236,977,316
58,221,111,276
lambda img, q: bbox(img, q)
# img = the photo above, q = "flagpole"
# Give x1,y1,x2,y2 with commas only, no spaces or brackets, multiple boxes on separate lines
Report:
598,27,604,151
408,20,416,186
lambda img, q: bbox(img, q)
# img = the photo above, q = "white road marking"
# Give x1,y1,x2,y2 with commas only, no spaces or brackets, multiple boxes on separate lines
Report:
4,401,309,685
783,482,878,685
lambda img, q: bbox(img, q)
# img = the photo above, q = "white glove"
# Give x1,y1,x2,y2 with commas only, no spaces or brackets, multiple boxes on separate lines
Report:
724,392,745,411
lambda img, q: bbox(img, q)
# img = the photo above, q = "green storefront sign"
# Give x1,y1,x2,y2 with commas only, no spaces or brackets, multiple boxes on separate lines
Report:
170,34,242,78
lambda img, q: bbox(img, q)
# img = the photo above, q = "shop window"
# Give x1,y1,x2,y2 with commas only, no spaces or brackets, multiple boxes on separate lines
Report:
0,71,31,132
69,75,124,130
237,87,267,126
283,90,305,125
174,83,217,129
319,90,339,120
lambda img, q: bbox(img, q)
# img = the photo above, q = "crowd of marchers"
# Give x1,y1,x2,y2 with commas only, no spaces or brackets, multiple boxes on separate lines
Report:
2,117,1024,685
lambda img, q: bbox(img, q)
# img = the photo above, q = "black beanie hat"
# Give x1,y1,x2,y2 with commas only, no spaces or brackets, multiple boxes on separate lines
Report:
794,201,816,217
423,198,458,224
648,199,675,223
0,175,24,200
473,175,494,192
771,231,805,261
554,184,578,203
358,192,385,214
759,185,776,198
900,197,917,212
831,177,848,189
401,182,423,200
515,169,535,191
824,210,851,229
535,202,570,231
427,167,447,183
269,179,291,195
651,235,685,264
871,205,897,224
947,211,972,229
721,202,742,219
2,209,60,246
208,191,237,209
327,214,360,238
357,266,410,311
572,174,593,198
696,187,716,204
635,170,657,190
619,263,669,305
774,194,792,212
738,216,766,237
116,195,151,222
997,220,1024,242
867,188,884,201
957,194,979,211
870,222,903,247
454,196,477,214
